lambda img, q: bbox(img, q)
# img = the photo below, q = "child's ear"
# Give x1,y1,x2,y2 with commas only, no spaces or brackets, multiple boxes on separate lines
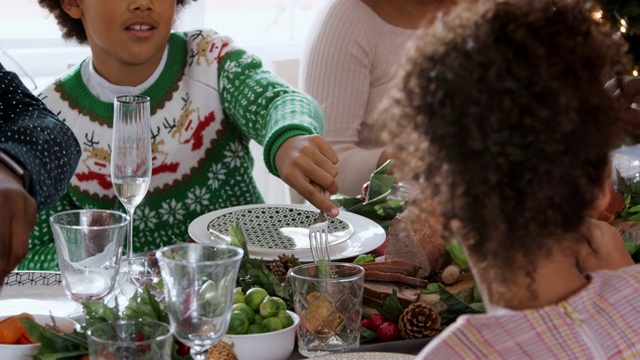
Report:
60,0,83,19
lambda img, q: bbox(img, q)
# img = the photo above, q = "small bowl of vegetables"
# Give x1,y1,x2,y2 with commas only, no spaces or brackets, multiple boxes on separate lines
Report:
226,287,299,360
0,313,79,360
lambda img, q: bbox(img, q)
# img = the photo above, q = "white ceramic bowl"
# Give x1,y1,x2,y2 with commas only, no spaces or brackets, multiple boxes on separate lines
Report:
227,310,299,360
0,314,79,360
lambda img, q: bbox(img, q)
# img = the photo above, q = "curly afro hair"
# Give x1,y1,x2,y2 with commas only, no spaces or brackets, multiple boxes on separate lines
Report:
380,0,629,292
38,0,195,44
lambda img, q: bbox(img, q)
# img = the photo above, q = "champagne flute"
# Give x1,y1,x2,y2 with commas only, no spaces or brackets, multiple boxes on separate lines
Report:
156,244,243,360
111,95,152,261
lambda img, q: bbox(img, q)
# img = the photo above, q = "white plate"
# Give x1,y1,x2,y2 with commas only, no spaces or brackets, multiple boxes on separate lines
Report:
206,205,354,252
310,352,414,360
189,204,386,262
0,271,83,319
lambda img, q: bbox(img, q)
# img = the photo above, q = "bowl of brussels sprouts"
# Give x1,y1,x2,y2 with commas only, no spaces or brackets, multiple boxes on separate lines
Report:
226,287,299,360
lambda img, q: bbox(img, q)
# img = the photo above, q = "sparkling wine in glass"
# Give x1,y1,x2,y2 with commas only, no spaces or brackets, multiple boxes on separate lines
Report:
111,95,152,261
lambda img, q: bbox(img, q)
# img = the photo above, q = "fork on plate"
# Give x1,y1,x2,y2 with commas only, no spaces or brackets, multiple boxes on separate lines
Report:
309,209,331,263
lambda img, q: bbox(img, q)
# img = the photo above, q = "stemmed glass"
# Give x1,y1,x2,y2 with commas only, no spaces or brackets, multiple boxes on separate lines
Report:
156,244,243,360
111,95,152,261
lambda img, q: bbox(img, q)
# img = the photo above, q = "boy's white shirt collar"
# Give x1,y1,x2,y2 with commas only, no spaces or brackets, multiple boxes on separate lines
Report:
81,44,169,103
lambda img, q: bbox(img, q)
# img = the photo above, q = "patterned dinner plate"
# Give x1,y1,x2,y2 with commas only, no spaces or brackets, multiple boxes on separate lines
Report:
206,205,354,252
190,204,386,262
310,352,414,360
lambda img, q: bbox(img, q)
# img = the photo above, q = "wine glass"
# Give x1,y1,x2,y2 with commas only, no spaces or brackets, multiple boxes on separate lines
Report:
156,244,243,360
111,95,152,261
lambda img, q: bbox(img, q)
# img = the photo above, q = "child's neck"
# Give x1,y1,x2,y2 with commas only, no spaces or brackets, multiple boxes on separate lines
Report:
475,245,589,312
90,45,166,87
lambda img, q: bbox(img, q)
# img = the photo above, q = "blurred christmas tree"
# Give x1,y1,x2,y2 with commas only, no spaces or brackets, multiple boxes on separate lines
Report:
592,0,640,72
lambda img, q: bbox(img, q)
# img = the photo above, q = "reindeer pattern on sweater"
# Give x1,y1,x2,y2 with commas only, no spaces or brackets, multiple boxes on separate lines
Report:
20,29,323,270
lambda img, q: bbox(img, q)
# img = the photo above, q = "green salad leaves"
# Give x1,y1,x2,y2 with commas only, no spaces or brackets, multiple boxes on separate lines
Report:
229,219,294,307
331,160,405,229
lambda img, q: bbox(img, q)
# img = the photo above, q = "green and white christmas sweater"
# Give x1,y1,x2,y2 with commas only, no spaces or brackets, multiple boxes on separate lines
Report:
20,29,323,270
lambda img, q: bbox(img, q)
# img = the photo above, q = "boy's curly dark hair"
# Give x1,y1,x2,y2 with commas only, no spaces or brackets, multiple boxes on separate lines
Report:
38,0,195,44
380,0,629,293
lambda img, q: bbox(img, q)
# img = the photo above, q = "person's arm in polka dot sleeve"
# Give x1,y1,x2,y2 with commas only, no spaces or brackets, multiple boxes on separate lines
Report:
0,61,81,283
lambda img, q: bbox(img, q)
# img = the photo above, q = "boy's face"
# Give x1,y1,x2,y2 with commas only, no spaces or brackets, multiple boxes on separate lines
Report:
62,0,177,85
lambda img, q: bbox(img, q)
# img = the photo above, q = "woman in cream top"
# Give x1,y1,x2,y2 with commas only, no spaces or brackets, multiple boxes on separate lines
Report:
301,0,460,196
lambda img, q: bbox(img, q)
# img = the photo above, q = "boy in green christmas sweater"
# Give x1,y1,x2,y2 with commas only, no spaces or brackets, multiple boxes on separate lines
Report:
24,0,339,270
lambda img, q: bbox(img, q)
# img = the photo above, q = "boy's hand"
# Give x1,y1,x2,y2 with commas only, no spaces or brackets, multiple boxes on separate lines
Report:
577,218,634,272
274,135,340,217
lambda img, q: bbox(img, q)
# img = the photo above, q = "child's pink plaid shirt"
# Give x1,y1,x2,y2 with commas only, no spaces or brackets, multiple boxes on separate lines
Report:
416,265,640,359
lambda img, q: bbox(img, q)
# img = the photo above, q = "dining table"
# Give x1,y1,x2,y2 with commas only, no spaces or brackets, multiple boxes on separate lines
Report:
286,337,430,359
1,270,430,360
0,202,421,359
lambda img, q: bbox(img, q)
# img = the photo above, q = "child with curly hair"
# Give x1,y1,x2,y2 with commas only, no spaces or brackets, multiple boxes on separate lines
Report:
24,0,340,270
381,0,640,357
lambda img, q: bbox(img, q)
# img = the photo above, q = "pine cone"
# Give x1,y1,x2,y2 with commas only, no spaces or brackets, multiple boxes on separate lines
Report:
398,303,441,339
268,253,300,283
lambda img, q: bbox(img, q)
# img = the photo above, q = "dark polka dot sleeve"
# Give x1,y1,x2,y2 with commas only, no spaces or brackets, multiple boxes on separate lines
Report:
0,62,81,210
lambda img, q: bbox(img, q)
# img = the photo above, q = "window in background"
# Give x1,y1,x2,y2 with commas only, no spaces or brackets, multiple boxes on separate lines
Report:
0,0,325,90
201,0,323,44
0,0,325,203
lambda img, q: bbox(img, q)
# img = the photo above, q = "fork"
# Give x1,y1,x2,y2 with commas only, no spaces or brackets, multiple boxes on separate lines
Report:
309,208,331,263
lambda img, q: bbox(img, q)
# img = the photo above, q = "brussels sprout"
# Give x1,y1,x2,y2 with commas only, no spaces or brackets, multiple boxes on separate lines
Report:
271,296,287,311
232,302,254,323
276,310,294,329
228,311,250,334
233,292,245,304
247,323,265,334
245,287,269,311
259,297,281,318
252,314,264,325
262,317,283,332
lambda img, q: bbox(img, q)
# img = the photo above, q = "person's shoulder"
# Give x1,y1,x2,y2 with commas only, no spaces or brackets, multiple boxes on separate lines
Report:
39,61,85,95
326,0,370,15
415,314,491,359
169,28,241,68
580,265,640,304
179,28,234,45
319,0,381,29
590,264,640,283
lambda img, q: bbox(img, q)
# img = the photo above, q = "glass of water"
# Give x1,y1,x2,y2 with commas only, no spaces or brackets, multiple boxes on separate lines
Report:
50,209,129,302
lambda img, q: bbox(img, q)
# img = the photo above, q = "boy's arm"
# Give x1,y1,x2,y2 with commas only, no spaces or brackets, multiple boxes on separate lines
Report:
219,50,339,215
